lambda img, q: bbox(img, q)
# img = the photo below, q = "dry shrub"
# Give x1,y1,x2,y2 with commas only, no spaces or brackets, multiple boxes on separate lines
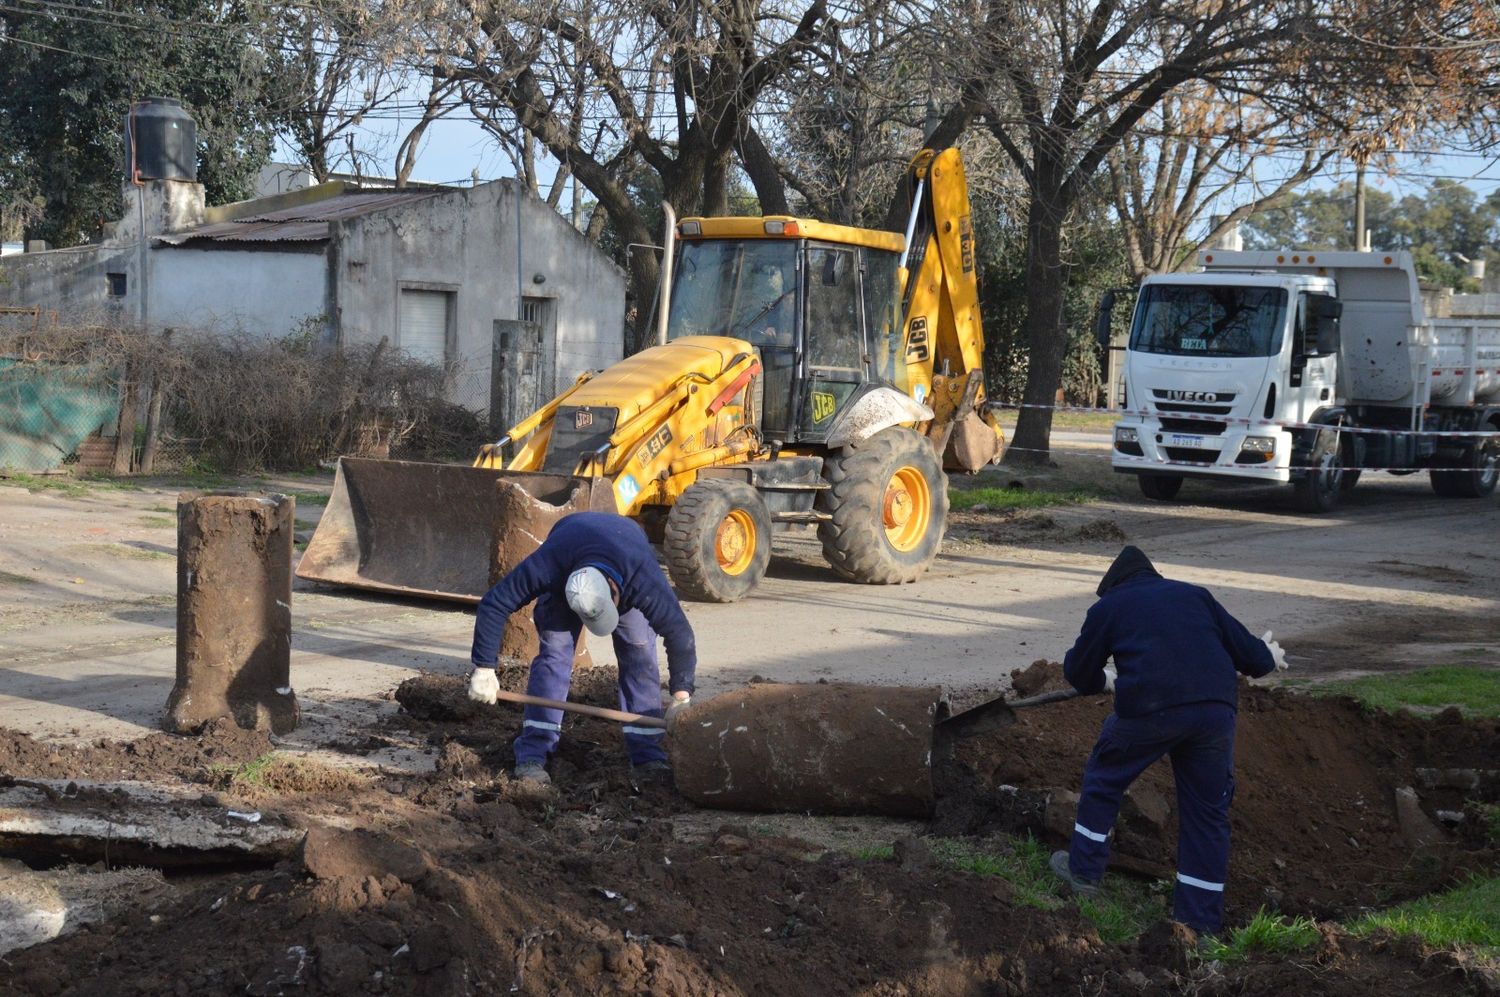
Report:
0,322,479,471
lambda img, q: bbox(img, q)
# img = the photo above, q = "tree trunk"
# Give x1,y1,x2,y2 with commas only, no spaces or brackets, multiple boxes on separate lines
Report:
736,127,789,215
1005,188,1069,466
624,216,662,355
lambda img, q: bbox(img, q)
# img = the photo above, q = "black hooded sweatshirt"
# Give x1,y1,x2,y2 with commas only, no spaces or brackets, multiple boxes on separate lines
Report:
1063,546,1274,717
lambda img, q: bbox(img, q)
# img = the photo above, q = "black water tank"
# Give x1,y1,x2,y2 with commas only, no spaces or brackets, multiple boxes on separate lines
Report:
122,96,197,181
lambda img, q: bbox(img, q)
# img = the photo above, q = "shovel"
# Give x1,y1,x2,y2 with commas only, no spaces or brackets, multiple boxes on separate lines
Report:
486,682,1086,818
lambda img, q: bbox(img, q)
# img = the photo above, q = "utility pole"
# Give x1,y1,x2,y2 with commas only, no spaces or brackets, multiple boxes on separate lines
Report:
1353,155,1368,252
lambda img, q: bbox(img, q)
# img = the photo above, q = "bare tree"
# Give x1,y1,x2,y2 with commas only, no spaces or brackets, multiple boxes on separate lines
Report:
434,0,835,351
1105,88,1335,280
260,0,429,182
898,0,1500,463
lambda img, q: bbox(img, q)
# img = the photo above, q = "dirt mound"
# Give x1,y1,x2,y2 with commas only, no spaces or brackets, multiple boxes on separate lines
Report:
0,672,1495,996
1010,658,1074,697
943,662,1500,920
0,718,272,783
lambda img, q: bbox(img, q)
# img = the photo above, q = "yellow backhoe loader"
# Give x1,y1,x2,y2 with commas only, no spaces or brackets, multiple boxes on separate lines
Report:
297,147,1005,603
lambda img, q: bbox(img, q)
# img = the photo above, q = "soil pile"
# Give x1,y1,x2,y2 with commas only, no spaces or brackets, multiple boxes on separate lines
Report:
944,661,1499,920
0,670,1495,995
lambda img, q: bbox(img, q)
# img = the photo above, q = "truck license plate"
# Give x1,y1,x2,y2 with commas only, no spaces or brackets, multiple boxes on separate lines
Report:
1168,433,1205,447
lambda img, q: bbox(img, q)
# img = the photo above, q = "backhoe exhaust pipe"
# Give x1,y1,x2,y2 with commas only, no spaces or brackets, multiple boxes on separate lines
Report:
657,201,676,346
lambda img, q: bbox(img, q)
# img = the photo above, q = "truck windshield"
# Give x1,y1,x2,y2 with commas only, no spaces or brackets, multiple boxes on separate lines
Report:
666,240,799,343
1130,285,1288,358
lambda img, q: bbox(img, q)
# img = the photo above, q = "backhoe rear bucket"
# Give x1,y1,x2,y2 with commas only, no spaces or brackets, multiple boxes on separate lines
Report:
296,458,612,603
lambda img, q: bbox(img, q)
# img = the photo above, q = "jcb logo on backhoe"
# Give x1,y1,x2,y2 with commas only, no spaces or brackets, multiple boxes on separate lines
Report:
905,317,930,362
574,409,594,430
634,424,673,466
811,391,837,424
960,215,974,273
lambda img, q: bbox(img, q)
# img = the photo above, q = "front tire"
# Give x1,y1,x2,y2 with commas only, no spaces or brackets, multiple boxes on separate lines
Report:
1292,429,1344,513
1138,474,1183,501
663,478,772,602
818,427,948,584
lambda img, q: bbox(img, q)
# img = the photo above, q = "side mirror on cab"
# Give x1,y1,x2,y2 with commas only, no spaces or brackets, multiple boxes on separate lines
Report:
1095,290,1116,349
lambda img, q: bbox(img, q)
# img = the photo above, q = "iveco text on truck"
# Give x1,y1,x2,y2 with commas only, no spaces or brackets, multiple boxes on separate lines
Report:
1101,250,1500,511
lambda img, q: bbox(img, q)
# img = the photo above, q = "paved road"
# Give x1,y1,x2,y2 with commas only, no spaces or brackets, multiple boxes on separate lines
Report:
1,464,1495,759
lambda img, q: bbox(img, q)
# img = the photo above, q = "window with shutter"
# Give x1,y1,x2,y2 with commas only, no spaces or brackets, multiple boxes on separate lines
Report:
399,289,452,365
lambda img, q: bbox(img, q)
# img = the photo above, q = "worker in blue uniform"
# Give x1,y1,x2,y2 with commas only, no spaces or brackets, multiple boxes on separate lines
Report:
1050,546,1286,937
466,512,696,785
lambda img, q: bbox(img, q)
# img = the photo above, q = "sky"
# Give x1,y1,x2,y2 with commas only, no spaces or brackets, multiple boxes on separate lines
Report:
327,105,1500,222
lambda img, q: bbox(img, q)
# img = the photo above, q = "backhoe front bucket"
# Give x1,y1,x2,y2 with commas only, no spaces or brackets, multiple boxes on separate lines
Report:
296,457,612,603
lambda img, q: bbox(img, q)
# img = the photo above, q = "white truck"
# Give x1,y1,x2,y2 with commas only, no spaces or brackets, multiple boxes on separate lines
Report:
1101,250,1500,511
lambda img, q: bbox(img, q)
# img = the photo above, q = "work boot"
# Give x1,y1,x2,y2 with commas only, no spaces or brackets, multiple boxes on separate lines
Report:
630,759,672,788
1050,850,1101,898
513,761,551,784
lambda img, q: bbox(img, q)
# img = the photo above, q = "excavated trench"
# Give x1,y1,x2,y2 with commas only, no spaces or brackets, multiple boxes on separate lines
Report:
0,667,1494,995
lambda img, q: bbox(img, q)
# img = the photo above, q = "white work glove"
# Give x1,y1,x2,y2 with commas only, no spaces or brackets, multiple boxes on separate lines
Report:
1102,664,1117,693
468,667,499,704
1262,631,1289,671
664,691,691,724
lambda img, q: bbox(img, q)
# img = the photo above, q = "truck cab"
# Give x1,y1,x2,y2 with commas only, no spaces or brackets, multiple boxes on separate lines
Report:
1108,250,1500,511
1111,269,1342,493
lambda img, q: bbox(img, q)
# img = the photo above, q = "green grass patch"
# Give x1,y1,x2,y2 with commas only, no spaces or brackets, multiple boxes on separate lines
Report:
1202,909,1321,962
1347,875,1500,950
138,515,175,529
210,753,278,787
147,505,174,513
1483,804,1500,844
0,472,92,497
286,490,329,507
77,543,172,561
949,485,1096,512
1311,666,1500,717
994,410,1118,432
845,834,1165,942
930,836,1061,909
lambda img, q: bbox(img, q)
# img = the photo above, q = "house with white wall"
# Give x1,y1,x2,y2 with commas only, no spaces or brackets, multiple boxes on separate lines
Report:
1,130,625,433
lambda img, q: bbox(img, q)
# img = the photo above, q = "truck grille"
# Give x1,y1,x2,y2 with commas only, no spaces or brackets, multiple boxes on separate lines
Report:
1164,446,1222,463
542,406,620,473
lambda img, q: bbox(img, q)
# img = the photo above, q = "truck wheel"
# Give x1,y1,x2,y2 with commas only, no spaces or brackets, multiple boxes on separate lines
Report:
1138,474,1183,501
818,427,948,584
1292,430,1344,513
1430,440,1499,498
663,479,772,602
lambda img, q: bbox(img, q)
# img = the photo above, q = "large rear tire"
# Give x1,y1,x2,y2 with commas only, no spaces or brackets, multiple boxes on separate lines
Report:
1430,438,1499,498
1292,429,1344,513
817,427,948,584
663,478,772,602
1138,474,1183,501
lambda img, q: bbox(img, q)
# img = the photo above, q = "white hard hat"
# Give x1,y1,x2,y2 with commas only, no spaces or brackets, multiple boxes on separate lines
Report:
565,566,619,636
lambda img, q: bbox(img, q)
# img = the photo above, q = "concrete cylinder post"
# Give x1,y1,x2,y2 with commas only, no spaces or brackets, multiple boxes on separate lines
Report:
166,492,299,735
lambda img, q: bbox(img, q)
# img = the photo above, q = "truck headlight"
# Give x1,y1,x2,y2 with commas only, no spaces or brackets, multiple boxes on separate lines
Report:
1236,436,1277,464
1115,427,1139,444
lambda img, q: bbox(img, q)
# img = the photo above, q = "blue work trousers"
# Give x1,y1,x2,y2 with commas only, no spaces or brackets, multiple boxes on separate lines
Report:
513,593,668,767
1068,702,1236,935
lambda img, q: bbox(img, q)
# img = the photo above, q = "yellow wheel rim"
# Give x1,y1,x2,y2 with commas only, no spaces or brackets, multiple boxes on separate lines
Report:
883,465,931,552
715,509,757,575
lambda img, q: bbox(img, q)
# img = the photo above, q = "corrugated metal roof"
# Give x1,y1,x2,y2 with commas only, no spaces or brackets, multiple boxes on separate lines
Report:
156,190,445,246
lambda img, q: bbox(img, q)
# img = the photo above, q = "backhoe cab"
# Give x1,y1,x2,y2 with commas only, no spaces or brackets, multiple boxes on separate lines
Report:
297,148,1003,606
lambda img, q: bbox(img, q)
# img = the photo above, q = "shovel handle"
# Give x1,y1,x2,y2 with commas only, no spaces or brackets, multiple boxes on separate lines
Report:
490,688,669,729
